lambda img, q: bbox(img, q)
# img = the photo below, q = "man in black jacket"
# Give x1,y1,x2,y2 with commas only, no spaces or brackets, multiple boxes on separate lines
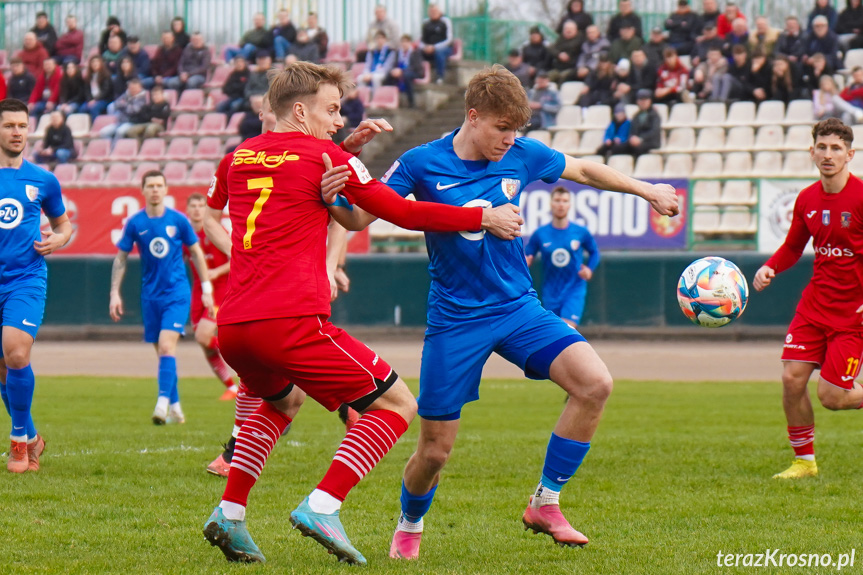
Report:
608,89,661,157
666,0,701,57
607,0,643,42
34,110,75,164
419,3,453,83
8,58,36,103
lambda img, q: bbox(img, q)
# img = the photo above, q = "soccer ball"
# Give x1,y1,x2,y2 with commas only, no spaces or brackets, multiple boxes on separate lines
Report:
677,257,749,328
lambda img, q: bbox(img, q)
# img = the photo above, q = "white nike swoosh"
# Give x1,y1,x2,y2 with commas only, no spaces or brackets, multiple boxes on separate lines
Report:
173,323,183,328
139,230,149,235
543,243,552,247
807,211,817,218
22,319,36,327
842,375,855,381
436,181,462,190
556,476,571,482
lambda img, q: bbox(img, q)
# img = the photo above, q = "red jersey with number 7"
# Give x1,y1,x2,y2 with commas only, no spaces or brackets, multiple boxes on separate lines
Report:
764,174,863,330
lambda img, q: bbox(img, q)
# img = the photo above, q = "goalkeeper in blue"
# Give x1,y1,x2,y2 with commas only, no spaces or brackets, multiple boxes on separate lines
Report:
0,99,72,473
321,65,678,557
525,186,600,328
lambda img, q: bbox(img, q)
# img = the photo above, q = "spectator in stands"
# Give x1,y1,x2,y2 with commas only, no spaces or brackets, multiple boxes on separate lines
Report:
725,44,752,98
615,48,656,103
776,16,807,66
800,51,833,97
607,0,643,42
59,60,88,115
361,31,396,93
125,85,171,139
385,34,425,108
244,51,271,99
607,89,661,157
29,57,61,118
692,46,728,100
34,110,75,164
151,31,183,87
749,16,780,56
596,103,631,159
814,74,863,122
748,49,772,102
723,18,751,59
840,65,863,108
654,47,689,104
526,70,561,131
666,0,701,57
808,0,838,32
838,0,863,47
644,27,669,68
237,94,264,143
698,0,721,34
31,11,57,56
610,22,643,64
304,12,329,59
341,86,365,129
717,2,744,39
98,16,126,55
55,15,84,64
272,9,298,61
420,3,454,83
82,55,113,119
169,31,211,91
216,54,250,114
286,28,321,64
522,26,552,83
692,22,724,67
18,32,49,78
611,57,632,97
171,16,190,50
8,57,36,103
99,77,149,139
367,5,399,52
505,49,532,88
548,20,583,85
224,12,273,63
120,37,153,88
805,16,842,69
558,0,594,36
102,34,124,74
112,56,138,97
579,53,616,106
769,55,802,102
576,25,610,78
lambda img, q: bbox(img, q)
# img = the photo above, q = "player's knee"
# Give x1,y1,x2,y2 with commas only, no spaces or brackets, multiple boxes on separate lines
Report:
3,349,29,370
570,371,613,407
781,372,809,395
417,442,451,472
816,386,844,411
194,329,211,348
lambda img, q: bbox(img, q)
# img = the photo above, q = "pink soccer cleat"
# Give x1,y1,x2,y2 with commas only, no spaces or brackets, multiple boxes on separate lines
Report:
522,496,589,547
389,529,422,560
206,452,231,477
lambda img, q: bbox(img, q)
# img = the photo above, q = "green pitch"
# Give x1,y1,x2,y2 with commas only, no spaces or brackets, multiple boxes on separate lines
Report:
1,376,861,574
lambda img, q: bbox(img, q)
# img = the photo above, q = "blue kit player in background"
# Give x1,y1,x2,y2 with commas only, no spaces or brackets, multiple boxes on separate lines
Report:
0,98,72,473
109,170,214,425
320,65,678,559
525,186,600,328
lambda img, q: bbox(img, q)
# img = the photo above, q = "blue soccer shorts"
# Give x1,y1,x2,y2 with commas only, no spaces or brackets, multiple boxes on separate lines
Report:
545,282,588,325
417,294,585,418
0,285,46,350
141,297,189,343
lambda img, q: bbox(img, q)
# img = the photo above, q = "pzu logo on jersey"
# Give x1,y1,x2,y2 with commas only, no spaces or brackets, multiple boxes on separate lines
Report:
0,198,24,229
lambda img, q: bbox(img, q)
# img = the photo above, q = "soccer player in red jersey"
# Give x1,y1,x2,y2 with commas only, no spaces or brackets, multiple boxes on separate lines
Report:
184,193,237,400
754,118,863,479
202,61,523,566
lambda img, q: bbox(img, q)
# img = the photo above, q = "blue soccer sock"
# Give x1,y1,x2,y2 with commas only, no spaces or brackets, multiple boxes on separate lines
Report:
400,482,438,523
6,365,35,441
0,382,9,415
158,356,177,400
539,433,591,492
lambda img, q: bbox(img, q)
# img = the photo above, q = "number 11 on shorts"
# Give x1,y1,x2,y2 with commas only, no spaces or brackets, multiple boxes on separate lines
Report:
846,356,860,376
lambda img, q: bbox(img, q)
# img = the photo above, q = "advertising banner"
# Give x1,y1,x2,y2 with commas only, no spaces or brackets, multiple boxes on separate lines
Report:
757,179,811,254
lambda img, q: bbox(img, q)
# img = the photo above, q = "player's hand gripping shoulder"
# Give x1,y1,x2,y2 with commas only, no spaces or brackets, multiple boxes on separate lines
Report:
753,265,775,291
341,118,394,155
481,204,524,240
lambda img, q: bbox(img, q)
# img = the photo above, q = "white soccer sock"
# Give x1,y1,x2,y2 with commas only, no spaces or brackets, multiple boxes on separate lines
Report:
308,489,342,514
228,384,238,393
169,401,183,413
397,515,424,533
156,396,169,412
232,425,241,438
533,482,561,507
797,454,815,461
10,434,26,443
219,500,246,521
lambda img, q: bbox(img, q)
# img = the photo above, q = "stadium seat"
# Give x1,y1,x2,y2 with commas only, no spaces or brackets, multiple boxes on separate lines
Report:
369,86,399,109
174,89,206,112
663,102,697,128
108,138,139,161
0,50,7,71
80,139,111,161
349,62,365,81
575,129,604,155
718,206,756,233
752,150,784,177
723,152,753,177
324,41,351,63
691,180,722,205
74,140,83,158
691,152,723,177
206,89,227,110
580,105,611,130
692,206,721,233
138,138,166,161
550,130,579,155
694,127,725,152
551,105,581,131
163,161,188,185
663,127,696,153
662,153,693,177
580,154,605,163
678,55,692,69
720,180,755,205
783,125,812,150
104,163,133,185
77,163,105,184
624,103,639,119
143,44,158,59
834,73,846,91
169,113,199,136
525,130,551,146
66,113,91,138
854,124,863,143
195,137,223,159
753,125,785,150
606,154,634,176
724,126,754,151
846,48,863,70
204,65,232,89
784,99,814,125
724,101,756,127
652,103,669,125
199,112,228,135
132,162,161,184
224,136,241,151
162,89,178,109
89,115,116,137
557,82,585,105
414,61,432,85
632,154,663,178
754,100,785,126
850,152,863,173
189,160,217,184
165,137,195,160
30,114,51,139
782,151,818,177
695,102,727,127
227,112,244,134
52,164,78,186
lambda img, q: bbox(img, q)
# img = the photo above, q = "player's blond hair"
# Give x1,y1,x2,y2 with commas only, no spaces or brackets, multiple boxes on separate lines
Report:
267,62,352,120
812,118,853,149
464,65,531,129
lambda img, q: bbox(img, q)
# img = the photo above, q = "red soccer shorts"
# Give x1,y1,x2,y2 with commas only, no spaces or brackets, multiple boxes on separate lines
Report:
782,313,863,389
190,301,218,330
217,315,396,410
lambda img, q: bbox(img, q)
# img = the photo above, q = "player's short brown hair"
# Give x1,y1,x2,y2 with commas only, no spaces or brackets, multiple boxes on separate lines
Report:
812,118,853,149
0,98,28,119
551,186,571,198
186,192,206,205
464,65,531,129
141,170,166,188
267,61,352,120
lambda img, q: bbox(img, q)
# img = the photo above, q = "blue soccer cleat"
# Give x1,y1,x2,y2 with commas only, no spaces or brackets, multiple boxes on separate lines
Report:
289,497,367,565
202,507,265,563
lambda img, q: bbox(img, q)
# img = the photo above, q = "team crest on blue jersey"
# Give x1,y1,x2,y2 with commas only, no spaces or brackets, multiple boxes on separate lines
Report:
501,178,520,200
166,225,177,238
25,185,39,202
570,239,580,251
822,210,830,225
842,211,851,228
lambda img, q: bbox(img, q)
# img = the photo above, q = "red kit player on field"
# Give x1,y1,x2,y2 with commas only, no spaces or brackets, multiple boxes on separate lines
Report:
754,118,863,479
201,61,524,566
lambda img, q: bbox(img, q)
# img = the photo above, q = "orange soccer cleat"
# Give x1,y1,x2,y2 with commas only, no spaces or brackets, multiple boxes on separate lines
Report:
27,435,45,472
7,440,28,473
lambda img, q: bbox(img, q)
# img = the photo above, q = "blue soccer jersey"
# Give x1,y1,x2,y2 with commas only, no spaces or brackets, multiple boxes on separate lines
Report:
524,222,599,307
381,131,566,319
0,160,65,292
116,208,198,302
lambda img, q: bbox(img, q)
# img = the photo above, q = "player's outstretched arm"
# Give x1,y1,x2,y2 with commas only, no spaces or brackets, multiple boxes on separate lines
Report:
561,155,679,217
341,118,393,155
753,265,775,291
203,207,232,256
189,243,216,315
109,250,129,322
34,214,72,256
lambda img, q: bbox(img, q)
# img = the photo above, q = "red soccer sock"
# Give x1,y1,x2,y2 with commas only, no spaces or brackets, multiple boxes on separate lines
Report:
317,410,409,501
205,340,235,388
222,402,292,506
788,424,815,458
233,383,263,429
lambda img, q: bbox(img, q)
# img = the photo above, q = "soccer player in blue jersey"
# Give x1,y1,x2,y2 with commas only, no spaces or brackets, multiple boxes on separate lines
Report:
320,65,678,558
109,170,214,425
0,98,71,473
525,186,600,328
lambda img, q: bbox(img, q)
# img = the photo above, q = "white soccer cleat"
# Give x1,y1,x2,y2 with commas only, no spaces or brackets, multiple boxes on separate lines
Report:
152,403,168,425
167,405,186,425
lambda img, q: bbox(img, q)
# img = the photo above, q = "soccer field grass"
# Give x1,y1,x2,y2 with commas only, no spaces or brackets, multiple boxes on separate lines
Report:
1,376,861,574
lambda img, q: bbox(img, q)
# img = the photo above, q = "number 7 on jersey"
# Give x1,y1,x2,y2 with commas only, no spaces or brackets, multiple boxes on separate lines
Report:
244,177,273,249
